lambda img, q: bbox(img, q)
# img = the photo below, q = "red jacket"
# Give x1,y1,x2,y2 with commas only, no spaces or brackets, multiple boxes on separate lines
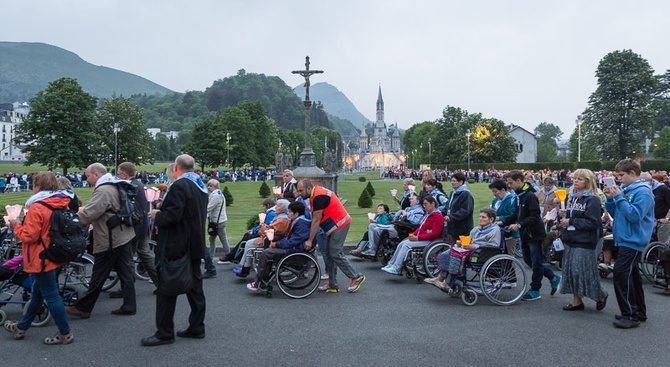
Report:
412,211,444,242
14,197,71,273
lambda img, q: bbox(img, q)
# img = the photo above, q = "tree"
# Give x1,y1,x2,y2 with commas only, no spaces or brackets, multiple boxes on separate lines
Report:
536,143,560,162
96,97,156,168
259,181,271,198
358,188,372,208
403,121,437,167
653,126,670,159
534,122,563,149
365,181,376,198
469,118,517,163
222,186,233,206
583,49,657,160
652,70,670,132
14,77,98,174
182,114,228,171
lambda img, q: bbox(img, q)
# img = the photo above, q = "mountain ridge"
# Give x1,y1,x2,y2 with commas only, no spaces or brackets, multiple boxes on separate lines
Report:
0,42,173,101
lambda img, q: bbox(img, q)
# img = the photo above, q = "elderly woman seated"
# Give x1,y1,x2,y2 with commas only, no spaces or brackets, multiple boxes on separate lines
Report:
424,207,501,291
381,196,444,275
391,178,417,219
219,198,276,264
233,199,291,278
247,201,311,291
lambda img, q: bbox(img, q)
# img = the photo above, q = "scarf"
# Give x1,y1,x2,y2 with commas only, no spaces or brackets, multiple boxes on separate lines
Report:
94,173,126,188
472,222,498,240
25,189,75,209
179,172,208,194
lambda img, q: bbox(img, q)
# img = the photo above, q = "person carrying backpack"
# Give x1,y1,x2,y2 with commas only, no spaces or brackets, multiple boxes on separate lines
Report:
4,171,75,345
66,163,137,319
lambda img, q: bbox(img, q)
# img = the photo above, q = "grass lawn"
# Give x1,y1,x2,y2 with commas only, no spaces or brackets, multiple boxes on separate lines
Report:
0,179,496,245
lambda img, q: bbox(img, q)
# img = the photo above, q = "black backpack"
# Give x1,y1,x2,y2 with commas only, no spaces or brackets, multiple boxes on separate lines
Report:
103,181,144,230
35,201,87,265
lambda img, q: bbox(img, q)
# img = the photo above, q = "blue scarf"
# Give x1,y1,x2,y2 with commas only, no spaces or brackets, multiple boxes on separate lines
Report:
472,222,498,240
179,172,208,194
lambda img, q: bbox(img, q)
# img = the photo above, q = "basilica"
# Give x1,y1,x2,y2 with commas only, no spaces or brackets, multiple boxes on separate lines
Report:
346,86,405,170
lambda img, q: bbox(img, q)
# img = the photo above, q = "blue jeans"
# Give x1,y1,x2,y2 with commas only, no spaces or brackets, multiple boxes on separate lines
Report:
522,240,556,291
18,270,71,335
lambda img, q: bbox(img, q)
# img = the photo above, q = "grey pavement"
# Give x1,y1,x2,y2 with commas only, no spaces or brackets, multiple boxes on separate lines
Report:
2,256,669,366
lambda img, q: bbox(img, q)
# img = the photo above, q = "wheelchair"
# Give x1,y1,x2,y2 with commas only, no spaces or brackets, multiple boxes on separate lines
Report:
652,247,670,292
431,228,528,306
376,221,418,266
251,247,321,299
597,233,666,282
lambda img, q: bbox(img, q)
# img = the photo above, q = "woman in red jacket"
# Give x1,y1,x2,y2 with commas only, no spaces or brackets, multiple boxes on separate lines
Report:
3,172,74,345
382,196,444,275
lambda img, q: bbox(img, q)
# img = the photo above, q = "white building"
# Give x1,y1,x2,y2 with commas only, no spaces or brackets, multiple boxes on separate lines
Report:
0,102,29,161
508,124,537,163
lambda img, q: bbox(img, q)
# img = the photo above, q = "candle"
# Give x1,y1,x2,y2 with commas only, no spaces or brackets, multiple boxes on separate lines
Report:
259,213,266,224
266,229,275,241
5,205,22,221
367,213,375,220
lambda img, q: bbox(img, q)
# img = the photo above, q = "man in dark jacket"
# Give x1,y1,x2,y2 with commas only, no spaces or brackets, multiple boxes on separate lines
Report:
502,170,560,301
442,172,474,243
142,154,209,346
116,162,158,287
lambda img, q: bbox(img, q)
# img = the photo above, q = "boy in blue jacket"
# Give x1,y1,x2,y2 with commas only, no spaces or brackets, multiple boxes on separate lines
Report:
604,159,654,329
247,201,311,291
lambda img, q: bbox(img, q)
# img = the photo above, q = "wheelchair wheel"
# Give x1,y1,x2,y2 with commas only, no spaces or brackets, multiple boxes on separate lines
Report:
480,254,527,306
0,309,6,325
62,253,95,289
377,231,394,266
61,287,79,307
461,288,478,306
276,253,320,299
29,299,52,327
641,242,667,282
423,241,450,278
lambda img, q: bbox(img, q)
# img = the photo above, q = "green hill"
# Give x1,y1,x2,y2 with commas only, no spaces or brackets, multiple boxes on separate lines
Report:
293,82,369,140
0,42,172,102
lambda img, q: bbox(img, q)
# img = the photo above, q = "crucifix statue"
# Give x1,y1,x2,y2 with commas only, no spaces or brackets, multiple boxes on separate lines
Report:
292,56,324,167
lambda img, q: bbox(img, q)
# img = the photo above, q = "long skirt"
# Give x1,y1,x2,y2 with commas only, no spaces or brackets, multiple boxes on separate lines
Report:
559,244,606,301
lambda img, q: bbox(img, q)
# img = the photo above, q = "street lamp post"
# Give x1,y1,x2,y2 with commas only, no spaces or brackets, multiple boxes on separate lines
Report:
576,115,583,162
413,149,417,170
466,129,471,172
113,123,119,174
428,138,432,168
226,132,231,165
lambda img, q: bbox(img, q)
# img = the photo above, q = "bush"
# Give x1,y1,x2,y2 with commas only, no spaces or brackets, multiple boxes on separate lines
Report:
259,181,271,198
358,188,373,208
358,176,366,182
467,178,475,184
246,215,259,230
222,186,233,206
365,181,376,197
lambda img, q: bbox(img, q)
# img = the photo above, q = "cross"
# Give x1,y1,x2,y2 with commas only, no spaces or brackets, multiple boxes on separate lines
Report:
292,56,323,102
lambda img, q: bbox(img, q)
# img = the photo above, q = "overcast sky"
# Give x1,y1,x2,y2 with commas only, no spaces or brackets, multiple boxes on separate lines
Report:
5,1,669,139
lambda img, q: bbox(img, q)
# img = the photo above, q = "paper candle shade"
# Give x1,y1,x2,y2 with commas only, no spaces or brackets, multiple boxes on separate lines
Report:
5,205,22,221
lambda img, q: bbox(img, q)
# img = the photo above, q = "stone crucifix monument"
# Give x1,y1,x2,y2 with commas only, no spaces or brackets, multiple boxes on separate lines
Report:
292,56,323,168
285,56,339,193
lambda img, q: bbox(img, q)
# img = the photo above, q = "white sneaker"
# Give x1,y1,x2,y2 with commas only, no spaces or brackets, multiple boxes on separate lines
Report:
320,274,329,280
217,260,231,265
361,249,376,256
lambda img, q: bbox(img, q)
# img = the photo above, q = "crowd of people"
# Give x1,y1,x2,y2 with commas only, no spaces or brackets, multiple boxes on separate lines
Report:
2,157,667,348
363,159,664,329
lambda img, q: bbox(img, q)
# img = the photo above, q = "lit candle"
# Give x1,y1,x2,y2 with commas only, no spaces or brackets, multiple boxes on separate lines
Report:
5,205,22,221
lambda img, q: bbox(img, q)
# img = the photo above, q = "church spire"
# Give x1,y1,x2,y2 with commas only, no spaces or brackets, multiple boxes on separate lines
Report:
376,84,384,126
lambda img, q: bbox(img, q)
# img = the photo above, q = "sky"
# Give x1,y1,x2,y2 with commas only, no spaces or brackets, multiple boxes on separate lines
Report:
4,1,670,140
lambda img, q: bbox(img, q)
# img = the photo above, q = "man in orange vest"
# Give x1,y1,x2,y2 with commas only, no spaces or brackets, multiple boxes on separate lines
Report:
298,180,366,293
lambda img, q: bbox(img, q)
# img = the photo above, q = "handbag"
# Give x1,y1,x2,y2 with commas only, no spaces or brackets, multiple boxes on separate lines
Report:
158,253,194,297
207,197,224,236
207,221,218,236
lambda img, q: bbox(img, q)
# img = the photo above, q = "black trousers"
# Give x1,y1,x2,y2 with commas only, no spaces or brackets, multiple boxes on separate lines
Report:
613,247,646,321
154,259,206,339
255,248,286,284
76,242,136,313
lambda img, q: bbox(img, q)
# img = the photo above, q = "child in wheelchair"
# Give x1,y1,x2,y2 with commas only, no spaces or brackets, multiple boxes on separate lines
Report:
350,204,392,256
247,201,311,292
424,208,501,291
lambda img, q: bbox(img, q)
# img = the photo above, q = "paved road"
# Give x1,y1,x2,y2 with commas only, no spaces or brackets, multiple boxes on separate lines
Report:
2,256,669,367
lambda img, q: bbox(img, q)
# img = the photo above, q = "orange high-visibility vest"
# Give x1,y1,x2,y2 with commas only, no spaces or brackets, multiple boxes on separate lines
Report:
310,185,351,235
